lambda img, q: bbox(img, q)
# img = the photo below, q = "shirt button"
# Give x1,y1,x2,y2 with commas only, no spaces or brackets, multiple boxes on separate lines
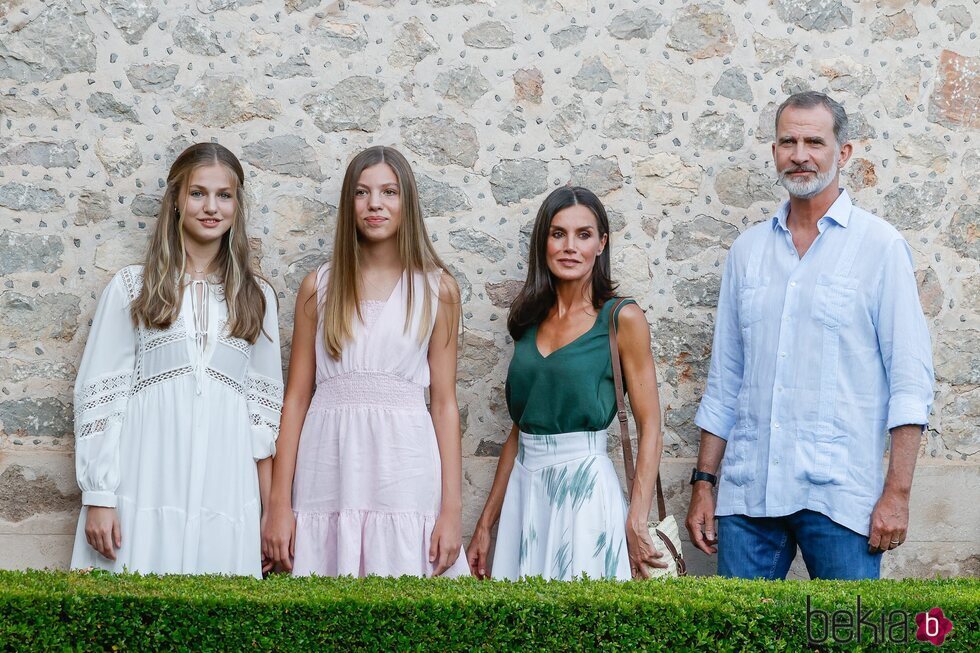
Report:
777,386,784,392
774,460,779,465
790,281,797,287
774,423,781,429
780,352,787,358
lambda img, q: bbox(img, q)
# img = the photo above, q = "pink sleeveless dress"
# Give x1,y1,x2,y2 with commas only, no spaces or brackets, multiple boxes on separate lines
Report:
291,265,469,577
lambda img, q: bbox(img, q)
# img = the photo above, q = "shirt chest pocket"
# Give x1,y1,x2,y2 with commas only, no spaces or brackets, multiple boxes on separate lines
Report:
810,274,859,329
737,277,769,329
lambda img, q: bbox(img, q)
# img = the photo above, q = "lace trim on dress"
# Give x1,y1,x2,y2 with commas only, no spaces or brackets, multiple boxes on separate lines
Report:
247,373,284,414
143,316,187,352
119,266,143,301
75,371,132,439
131,365,195,395
217,318,250,357
207,367,245,395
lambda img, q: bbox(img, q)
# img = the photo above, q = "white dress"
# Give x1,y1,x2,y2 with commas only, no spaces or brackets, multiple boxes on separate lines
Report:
70,265,284,577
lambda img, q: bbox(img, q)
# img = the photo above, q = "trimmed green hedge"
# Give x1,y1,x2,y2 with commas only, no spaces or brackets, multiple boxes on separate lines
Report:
0,571,977,651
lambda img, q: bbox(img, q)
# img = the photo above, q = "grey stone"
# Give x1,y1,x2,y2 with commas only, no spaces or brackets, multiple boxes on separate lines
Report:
0,465,78,523
388,17,437,68
571,56,616,93
756,101,778,143
0,94,70,119
607,8,665,40
0,291,81,341
175,75,280,127
443,262,472,303
606,209,626,233
652,318,713,387
674,274,722,308
714,166,777,208
569,156,623,197
939,6,973,38
773,0,851,32
935,331,980,386
754,34,796,72
434,65,490,108
474,439,503,457
846,113,877,141
880,57,921,120
871,10,918,42
489,159,548,206
130,194,161,218
780,76,811,96
265,55,312,79
692,112,745,151
882,182,947,231
285,253,326,294
602,104,673,142
712,67,752,103
458,332,500,387
462,21,514,49
126,63,179,91
0,183,65,212
963,150,980,188
102,0,159,45
0,358,76,384
0,141,79,168
86,92,138,122
916,267,944,319
550,25,587,50
818,57,875,97
0,230,64,274
498,112,527,136
667,4,736,59
485,280,523,309
96,134,143,178
0,1,96,81
417,174,472,217
303,76,385,132
242,135,323,180
942,389,980,456
401,116,479,168
947,204,980,261
0,398,72,440
449,229,506,263
173,16,225,56
314,21,368,54
75,191,112,225
894,134,948,172
196,0,262,11
664,403,700,450
547,100,587,146
667,214,739,261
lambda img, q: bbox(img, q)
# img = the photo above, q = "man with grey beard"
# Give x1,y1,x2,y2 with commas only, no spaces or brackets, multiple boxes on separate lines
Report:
684,91,934,580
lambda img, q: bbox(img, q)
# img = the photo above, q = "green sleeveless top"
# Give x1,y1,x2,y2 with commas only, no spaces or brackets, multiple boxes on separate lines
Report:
505,298,637,435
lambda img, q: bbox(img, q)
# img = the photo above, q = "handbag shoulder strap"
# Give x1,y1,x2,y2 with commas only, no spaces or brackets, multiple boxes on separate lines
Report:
608,298,667,521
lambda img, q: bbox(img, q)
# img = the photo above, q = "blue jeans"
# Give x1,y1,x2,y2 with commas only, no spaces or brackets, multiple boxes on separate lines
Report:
717,510,882,580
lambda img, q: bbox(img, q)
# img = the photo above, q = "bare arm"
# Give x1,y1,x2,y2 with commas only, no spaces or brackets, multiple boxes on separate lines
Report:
685,430,727,555
466,423,519,578
426,273,464,576
262,270,318,571
868,424,923,553
616,304,667,576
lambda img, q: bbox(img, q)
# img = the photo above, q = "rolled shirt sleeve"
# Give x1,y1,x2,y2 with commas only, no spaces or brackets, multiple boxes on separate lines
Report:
695,251,744,441
874,239,935,431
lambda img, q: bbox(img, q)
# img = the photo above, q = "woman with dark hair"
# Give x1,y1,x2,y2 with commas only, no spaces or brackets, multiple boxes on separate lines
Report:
466,186,666,580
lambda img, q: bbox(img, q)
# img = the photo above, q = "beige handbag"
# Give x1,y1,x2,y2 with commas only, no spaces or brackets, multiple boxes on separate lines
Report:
609,299,686,578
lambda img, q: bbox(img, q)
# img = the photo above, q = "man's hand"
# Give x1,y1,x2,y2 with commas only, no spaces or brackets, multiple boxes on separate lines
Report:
867,486,910,553
685,484,718,555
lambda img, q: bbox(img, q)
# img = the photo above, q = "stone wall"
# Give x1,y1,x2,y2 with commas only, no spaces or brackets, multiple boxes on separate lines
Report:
1,0,977,576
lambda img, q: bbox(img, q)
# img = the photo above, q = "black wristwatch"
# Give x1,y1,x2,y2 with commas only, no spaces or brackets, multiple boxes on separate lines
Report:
690,468,718,487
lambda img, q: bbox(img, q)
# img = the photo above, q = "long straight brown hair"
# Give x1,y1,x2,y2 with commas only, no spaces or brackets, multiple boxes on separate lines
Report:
508,186,617,341
322,146,448,358
130,142,269,343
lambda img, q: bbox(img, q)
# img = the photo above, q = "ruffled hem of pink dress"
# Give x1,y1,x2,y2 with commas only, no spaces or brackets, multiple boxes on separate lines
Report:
292,509,470,578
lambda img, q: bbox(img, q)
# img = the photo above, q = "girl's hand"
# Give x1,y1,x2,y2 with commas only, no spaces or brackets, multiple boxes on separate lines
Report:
85,506,121,561
429,512,462,576
465,523,492,579
626,515,666,579
262,502,296,572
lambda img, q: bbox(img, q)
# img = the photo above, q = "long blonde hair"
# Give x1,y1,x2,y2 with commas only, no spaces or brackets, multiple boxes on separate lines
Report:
130,142,269,343
322,146,447,358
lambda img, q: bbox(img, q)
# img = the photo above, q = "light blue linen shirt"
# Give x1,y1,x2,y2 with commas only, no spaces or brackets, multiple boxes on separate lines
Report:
694,189,934,536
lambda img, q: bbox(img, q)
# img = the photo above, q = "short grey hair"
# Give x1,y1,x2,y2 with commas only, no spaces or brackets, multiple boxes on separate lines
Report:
775,91,849,145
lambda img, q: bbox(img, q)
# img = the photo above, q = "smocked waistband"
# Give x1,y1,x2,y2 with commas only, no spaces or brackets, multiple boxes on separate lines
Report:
516,430,609,471
310,371,426,412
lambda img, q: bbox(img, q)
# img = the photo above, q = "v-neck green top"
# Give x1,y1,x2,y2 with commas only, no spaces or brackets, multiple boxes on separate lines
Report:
505,298,636,435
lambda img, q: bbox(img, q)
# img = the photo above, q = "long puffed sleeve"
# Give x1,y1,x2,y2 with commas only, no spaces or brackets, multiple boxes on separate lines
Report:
73,271,138,507
246,282,284,460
